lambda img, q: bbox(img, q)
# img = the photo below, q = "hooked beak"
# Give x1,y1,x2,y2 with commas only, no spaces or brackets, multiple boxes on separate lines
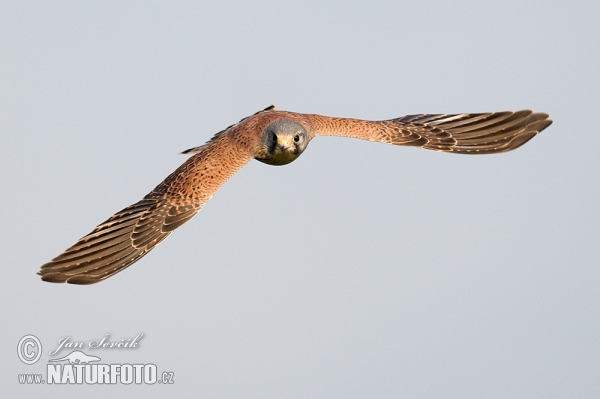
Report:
278,142,292,152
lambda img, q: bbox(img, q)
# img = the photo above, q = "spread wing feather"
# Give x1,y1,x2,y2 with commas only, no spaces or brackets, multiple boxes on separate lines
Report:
39,135,253,284
307,110,551,154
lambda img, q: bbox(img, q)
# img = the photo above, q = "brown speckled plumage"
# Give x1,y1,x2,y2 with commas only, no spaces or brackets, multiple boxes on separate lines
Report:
39,106,551,284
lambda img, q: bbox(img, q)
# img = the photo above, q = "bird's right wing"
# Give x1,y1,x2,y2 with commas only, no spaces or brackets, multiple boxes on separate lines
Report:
38,136,253,285
307,110,552,154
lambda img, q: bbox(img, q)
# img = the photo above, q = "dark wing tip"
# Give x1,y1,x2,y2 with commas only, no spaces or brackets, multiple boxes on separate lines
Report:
507,131,537,150
39,272,67,283
39,271,102,285
37,199,163,284
65,275,105,285
179,145,207,155
502,113,552,150
430,109,552,154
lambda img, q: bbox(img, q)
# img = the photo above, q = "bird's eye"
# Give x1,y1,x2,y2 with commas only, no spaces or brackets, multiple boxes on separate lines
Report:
293,134,301,143
270,132,277,142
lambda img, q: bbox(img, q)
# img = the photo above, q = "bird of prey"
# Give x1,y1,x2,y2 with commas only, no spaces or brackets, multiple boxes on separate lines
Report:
38,105,552,284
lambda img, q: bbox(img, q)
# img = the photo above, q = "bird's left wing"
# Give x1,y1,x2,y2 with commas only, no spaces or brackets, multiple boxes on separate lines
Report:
306,110,551,154
38,134,253,284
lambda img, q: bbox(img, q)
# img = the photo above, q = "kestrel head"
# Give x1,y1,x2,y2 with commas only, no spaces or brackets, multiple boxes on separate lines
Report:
255,119,309,165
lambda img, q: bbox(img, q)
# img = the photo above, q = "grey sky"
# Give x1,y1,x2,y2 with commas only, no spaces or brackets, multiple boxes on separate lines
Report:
2,1,599,397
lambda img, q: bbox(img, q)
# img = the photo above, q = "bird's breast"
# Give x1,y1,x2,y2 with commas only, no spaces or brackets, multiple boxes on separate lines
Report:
254,150,300,166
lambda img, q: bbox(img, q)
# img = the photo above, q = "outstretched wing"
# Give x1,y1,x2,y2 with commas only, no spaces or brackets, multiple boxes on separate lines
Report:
307,110,552,154
39,135,253,284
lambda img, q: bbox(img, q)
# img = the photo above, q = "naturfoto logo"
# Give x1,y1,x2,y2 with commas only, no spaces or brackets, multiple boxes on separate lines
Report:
17,334,174,386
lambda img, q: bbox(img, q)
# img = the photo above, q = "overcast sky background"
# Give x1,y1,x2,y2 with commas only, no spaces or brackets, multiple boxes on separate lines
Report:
2,1,599,397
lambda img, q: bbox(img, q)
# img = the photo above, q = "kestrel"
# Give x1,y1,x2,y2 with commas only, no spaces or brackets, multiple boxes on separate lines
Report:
39,105,552,284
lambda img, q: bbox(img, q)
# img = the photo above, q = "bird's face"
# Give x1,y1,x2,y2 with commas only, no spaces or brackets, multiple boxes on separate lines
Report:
255,119,310,165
